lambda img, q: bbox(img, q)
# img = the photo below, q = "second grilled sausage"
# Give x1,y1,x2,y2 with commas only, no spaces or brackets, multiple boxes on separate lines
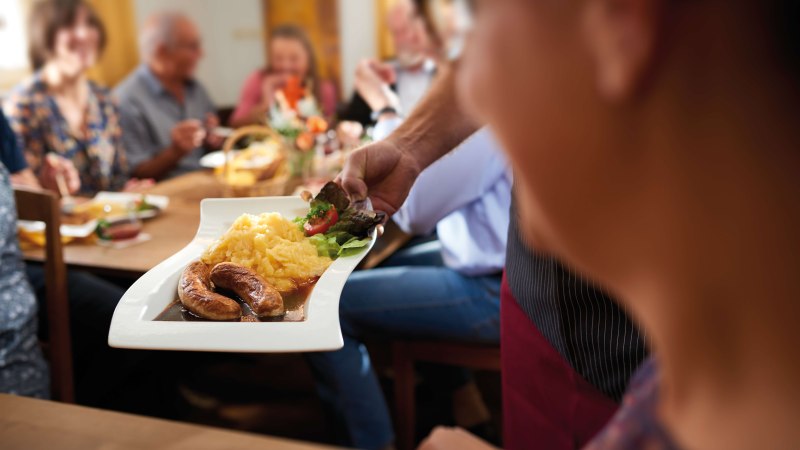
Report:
178,261,242,320
210,263,285,318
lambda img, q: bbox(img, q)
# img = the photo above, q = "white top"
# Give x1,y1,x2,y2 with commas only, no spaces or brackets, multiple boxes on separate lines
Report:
394,59,437,116
392,128,512,276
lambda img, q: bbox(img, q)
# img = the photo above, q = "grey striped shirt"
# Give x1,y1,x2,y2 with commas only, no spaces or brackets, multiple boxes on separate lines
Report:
506,202,647,401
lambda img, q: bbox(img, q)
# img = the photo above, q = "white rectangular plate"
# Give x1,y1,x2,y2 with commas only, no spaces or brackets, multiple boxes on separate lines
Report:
108,196,375,353
17,193,169,238
199,150,238,169
93,192,169,219
18,218,98,238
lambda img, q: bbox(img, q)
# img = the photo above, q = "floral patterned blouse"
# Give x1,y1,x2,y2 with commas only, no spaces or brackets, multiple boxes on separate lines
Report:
584,358,681,450
3,73,129,195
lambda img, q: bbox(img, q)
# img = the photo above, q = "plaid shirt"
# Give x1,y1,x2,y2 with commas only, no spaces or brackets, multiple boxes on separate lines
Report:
585,358,681,450
3,73,129,195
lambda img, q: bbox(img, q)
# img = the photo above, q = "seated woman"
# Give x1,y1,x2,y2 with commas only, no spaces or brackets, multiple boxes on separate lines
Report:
3,0,146,196
229,25,338,127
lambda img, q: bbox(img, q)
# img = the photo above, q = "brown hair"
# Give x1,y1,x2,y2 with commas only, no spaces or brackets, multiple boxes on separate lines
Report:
28,0,107,71
267,24,321,100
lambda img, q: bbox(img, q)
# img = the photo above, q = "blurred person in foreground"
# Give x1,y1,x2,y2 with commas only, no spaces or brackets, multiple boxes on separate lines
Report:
1,106,174,413
339,0,436,127
333,1,652,449
395,0,798,449
115,12,224,180
0,112,49,400
0,0,160,408
229,24,338,126
3,0,149,196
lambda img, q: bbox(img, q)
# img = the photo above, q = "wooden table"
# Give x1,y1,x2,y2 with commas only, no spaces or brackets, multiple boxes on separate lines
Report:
22,171,223,278
0,394,341,450
22,170,410,277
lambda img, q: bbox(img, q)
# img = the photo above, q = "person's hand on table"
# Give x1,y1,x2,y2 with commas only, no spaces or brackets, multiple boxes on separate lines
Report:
40,153,80,195
417,427,498,450
354,59,400,114
10,168,42,190
203,113,225,149
122,178,155,193
335,138,421,217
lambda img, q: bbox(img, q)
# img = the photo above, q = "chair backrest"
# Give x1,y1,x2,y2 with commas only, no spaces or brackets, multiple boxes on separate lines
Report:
393,340,501,450
14,187,74,403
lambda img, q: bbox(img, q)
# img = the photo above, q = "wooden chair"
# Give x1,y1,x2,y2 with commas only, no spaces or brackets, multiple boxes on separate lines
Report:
14,187,75,403
392,341,501,450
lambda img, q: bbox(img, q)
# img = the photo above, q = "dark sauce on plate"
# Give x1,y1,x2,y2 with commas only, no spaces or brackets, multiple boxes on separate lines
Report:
155,278,318,323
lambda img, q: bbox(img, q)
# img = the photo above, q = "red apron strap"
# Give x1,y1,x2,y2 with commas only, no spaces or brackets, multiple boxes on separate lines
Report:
501,273,618,449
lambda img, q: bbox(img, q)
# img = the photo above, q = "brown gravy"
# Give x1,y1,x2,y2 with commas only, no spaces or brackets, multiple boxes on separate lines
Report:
155,278,318,323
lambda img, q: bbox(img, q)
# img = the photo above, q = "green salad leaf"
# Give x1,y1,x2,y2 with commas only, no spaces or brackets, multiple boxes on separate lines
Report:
307,231,371,259
308,234,339,259
308,200,332,220
338,236,372,257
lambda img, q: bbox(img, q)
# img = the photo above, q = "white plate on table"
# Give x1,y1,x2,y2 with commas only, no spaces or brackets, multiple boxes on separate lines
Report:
18,218,99,238
199,150,272,170
93,191,169,220
199,150,238,169
108,196,376,353
17,193,169,238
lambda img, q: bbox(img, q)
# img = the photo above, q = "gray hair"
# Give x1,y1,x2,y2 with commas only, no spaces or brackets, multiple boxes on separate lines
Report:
138,12,186,62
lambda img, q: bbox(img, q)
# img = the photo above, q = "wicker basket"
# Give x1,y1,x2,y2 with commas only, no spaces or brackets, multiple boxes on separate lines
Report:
218,125,290,197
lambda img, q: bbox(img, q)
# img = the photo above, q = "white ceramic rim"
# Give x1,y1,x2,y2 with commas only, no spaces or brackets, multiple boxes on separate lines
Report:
107,195,375,353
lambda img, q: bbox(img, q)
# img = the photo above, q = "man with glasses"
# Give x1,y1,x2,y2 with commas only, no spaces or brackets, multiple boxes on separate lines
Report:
115,12,224,180
336,1,647,448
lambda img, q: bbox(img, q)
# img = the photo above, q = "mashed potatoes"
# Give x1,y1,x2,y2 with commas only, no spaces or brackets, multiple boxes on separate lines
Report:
201,213,332,292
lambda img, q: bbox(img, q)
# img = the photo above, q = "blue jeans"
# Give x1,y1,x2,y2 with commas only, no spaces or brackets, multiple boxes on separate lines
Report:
305,241,501,450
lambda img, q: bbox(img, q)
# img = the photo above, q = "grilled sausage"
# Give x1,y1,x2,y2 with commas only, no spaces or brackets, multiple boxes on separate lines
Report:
210,263,285,318
178,261,242,320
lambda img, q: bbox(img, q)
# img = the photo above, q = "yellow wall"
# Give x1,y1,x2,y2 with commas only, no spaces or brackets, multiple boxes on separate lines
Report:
86,0,139,87
376,0,396,60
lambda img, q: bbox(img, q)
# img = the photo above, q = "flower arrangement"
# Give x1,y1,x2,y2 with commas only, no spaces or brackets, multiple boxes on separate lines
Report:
268,76,330,177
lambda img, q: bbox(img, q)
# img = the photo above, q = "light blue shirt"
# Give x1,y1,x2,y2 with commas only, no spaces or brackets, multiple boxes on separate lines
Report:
392,128,511,276
113,65,216,178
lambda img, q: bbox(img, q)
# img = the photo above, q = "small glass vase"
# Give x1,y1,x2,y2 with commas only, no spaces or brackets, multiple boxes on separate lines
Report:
288,148,314,179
